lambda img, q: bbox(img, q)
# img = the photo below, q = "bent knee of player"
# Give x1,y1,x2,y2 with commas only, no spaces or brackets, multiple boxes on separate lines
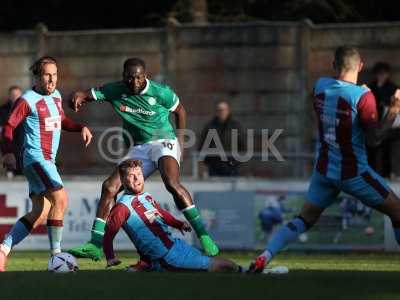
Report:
45,188,68,208
102,178,120,198
379,191,400,227
26,199,51,227
54,190,68,212
299,203,323,228
298,216,317,230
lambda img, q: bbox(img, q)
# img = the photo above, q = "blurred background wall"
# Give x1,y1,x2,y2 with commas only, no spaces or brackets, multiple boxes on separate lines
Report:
1,21,400,177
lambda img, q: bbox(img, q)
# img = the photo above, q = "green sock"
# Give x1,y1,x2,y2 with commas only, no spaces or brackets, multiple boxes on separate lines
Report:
90,218,106,247
182,206,208,238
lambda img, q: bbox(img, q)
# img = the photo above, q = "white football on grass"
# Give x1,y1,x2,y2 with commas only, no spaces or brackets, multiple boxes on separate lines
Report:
48,252,79,273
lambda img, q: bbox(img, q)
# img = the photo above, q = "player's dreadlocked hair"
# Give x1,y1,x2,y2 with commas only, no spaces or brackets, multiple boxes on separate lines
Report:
123,57,146,71
118,159,143,176
30,56,57,76
333,46,361,73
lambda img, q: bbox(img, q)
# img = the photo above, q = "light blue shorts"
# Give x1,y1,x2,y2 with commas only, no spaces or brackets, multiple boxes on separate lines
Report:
152,239,210,272
308,167,390,209
23,160,63,197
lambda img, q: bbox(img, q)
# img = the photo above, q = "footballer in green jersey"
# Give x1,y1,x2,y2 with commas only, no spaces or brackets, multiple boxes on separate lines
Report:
90,78,179,145
68,58,219,260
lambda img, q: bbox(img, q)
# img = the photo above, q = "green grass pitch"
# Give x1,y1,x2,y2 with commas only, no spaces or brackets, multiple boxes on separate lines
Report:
1,251,400,300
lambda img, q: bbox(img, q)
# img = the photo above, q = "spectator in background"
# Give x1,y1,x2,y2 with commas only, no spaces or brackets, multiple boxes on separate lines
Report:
367,62,399,177
198,101,245,177
0,86,24,176
0,86,22,124
369,63,398,117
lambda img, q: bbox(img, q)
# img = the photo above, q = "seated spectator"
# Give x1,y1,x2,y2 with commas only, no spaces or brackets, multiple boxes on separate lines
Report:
198,101,245,177
367,62,399,177
0,86,24,176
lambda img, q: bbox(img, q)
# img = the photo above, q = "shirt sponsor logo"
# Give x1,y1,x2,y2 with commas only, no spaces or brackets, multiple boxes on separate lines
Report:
45,116,61,131
144,209,161,223
119,104,155,116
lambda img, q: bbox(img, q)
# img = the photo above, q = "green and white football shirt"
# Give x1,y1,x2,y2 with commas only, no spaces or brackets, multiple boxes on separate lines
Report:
91,79,179,145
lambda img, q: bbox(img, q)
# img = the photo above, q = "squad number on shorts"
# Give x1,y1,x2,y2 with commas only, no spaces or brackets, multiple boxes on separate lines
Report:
162,141,174,150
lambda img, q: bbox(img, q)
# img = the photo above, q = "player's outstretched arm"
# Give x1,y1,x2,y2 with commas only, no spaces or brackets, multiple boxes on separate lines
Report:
68,90,94,112
103,203,130,268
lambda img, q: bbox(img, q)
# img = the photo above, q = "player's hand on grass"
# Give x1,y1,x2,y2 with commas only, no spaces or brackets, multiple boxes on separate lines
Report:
2,153,16,170
180,221,192,235
69,91,87,112
106,258,122,268
81,127,93,147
